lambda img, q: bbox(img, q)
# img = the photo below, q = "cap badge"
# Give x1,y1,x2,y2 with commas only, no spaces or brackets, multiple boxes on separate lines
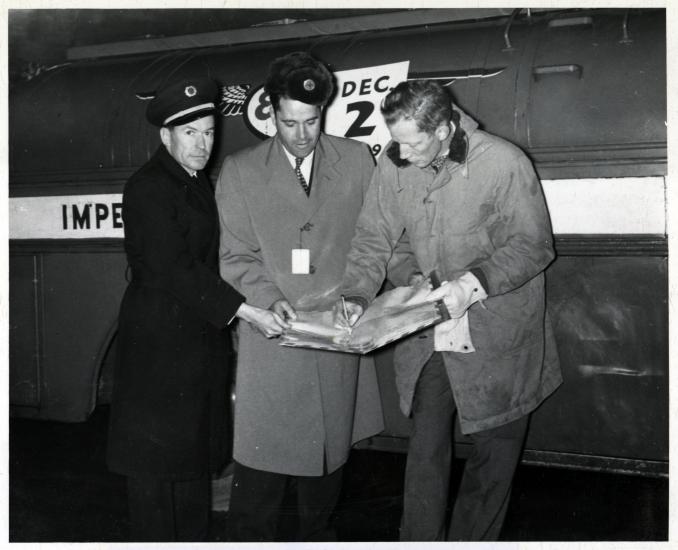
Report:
184,85,197,97
303,79,316,91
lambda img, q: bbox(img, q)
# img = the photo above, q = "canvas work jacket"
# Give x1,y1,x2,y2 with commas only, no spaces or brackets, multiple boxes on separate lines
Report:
342,107,562,434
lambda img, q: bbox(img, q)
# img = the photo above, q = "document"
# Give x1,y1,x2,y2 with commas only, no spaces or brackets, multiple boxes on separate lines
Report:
279,284,445,354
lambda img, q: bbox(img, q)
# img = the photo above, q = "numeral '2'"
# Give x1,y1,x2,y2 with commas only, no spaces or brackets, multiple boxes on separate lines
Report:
345,101,376,138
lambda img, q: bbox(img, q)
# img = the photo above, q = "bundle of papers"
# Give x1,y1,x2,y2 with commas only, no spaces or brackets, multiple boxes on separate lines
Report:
279,284,445,354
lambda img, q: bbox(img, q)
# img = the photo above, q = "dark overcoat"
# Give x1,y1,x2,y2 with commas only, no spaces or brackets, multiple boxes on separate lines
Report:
107,146,245,479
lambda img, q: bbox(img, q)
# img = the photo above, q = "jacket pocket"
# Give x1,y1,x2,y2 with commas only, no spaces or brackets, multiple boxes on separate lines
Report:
469,281,543,354
437,228,494,278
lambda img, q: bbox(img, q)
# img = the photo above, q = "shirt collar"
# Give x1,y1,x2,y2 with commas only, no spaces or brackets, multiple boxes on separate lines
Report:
282,146,315,168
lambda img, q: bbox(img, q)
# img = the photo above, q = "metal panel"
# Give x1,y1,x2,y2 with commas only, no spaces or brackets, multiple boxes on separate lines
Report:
9,254,41,407
529,256,668,462
10,9,666,186
363,254,668,474
527,12,665,150
9,248,128,421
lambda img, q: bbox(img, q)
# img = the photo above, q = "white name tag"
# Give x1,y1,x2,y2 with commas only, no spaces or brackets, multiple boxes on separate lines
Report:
292,249,310,274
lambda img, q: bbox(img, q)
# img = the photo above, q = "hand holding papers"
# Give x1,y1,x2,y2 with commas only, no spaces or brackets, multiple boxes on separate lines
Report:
279,279,446,354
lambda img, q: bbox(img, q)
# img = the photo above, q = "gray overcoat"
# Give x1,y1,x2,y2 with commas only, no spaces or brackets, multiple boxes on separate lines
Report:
216,133,384,476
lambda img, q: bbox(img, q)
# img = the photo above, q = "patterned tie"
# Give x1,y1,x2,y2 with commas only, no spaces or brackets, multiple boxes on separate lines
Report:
430,155,447,174
295,157,311,196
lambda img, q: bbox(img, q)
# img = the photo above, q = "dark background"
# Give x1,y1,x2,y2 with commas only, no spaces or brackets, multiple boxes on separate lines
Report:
8,9,400,80
10,405,669,541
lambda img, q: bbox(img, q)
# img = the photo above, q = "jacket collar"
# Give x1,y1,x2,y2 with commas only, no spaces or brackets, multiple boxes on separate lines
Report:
260,133,342,214
154,145,203,185
263,133,339,167
385,103,478,171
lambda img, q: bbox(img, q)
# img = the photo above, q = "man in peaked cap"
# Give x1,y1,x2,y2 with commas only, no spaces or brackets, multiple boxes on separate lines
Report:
215,52,384,541
107,77,285,541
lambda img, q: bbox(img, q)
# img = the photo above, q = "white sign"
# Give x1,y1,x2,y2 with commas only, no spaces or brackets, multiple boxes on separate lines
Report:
10,194,124,239
541,177,666,235
243,61,410,158
325,61,410,158
8,177,666,240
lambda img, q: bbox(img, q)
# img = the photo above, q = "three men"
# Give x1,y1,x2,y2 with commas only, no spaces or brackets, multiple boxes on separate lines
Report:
215,52,383,541
336,80,562,541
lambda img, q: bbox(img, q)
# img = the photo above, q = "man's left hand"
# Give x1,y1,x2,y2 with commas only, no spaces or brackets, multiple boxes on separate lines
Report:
425,272,488,318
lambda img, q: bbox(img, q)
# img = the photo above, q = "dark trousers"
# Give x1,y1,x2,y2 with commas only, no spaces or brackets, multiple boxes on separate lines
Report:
400,352,529,541
126,475,210,542
228,460,344,542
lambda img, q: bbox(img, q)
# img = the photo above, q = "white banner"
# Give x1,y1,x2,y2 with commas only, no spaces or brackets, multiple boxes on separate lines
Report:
8,180,665,240
10,194,124,239
541,177,666,235
324,61,410,158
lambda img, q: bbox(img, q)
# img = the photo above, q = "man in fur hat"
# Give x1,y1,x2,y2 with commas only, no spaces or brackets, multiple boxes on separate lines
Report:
216,52,383,541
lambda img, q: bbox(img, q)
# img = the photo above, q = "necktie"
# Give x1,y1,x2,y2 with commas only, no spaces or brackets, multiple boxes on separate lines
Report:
430,155,447,174
295,157,311,196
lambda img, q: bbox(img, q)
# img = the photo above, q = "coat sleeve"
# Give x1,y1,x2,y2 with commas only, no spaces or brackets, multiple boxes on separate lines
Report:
472,148,556,296
123,175,245,328
215,155,286,309
341,159,407,303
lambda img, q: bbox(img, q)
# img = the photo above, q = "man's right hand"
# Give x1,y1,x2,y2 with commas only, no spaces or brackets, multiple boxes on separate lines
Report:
332,299,364,329
270,299,297,322
235,302,289,338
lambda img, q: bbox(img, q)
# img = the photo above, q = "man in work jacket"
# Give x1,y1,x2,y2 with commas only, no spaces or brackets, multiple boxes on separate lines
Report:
215,51,383,541
335,79,562,541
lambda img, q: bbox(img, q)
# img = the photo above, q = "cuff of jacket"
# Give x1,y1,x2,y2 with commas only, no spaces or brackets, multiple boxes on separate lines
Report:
213,284,246,328
469,267,489,295
225,301,245,326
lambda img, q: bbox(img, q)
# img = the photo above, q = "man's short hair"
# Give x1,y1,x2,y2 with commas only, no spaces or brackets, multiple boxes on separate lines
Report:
265,51,334,111
381,80,453,134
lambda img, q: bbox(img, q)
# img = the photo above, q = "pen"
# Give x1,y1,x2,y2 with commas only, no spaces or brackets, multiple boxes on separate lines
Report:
341,295,350,325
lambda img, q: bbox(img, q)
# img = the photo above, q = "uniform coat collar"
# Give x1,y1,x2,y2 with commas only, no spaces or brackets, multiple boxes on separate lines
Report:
153,145,215,212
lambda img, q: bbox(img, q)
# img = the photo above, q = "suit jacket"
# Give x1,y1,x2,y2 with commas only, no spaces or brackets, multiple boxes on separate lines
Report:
216,133,384,476
107,145,244,479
